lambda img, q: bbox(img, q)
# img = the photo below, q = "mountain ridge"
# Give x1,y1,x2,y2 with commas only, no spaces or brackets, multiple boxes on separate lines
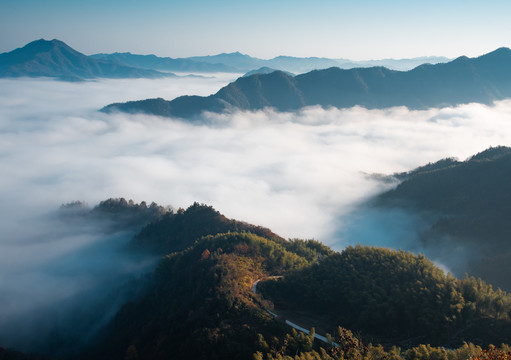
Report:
103,47,511,119
0,39,453,81
90,51,239,73
94,50,450,74
0,39,174,81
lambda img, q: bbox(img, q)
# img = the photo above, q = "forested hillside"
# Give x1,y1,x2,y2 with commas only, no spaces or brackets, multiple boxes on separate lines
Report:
377,146,511,291
84,204,511,359
3,200,511,360
87,231,329,360
60,197,168,232
260,246,511,347
128,202,284,254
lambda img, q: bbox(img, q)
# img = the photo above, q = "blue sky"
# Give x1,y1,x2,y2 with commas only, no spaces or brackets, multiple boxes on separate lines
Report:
1,0,511,59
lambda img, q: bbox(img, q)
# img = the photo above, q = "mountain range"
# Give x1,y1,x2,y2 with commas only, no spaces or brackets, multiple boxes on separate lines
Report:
94,51,449,74
103,47,511,119
0,39,450,82
90,51,239,73
0,39,174,81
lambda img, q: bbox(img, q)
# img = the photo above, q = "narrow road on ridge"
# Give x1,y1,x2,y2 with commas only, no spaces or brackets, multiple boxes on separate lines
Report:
252,278,338,346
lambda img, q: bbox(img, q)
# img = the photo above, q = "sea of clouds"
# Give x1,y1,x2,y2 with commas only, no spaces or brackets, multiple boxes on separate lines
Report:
2,74,511,351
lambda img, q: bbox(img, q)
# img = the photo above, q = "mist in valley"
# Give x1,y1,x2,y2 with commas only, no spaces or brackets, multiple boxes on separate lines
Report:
2,75,511,352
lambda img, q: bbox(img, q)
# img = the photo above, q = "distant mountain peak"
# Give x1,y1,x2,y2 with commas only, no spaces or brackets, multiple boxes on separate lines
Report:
272,55,330,60
20,38,76,53
31,38,70,47
31,38,60,44
478,46,511,60
199,51,250,58
452,55,470,62
48,38,66,44
0,38,172,80
486,47,511,55
242,66,294,77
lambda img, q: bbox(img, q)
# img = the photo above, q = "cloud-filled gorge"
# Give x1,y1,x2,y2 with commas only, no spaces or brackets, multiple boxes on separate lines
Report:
2,75,511,352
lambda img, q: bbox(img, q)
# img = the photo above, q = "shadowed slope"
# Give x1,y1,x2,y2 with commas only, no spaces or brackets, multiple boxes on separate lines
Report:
0,39,172,80
103,47,511,118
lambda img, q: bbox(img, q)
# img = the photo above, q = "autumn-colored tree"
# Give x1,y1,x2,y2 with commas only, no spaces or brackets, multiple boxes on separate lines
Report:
471,346,511,360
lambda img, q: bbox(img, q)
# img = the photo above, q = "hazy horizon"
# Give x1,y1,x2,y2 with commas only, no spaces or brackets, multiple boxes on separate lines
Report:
2,37,456,62
2,0,511,60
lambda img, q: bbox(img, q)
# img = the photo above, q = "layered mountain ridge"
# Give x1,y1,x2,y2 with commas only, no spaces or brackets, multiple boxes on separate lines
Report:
104,47,511,119
0,39,450,82
0,39,173,81
93,50,449,74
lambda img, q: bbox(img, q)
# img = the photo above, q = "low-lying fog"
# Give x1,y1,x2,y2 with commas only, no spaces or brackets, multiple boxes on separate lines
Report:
2,74,511,352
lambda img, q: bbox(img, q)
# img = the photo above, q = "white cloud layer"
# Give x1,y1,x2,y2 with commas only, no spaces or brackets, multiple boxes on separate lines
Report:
2,75,511,350
2,77,511,242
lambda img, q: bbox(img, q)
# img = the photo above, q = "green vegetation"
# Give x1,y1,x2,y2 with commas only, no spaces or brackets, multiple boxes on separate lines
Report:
59,197,168,232
129,202,284,255
89,231,321,360
254,326,511,360
5,202,511,359
260,245,511,346
82,203,511,359
378,146,511,290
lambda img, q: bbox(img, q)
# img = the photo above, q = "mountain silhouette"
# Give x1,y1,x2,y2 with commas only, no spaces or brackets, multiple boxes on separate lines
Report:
242,66,293,77
336,56,450,71
94,50,449,74
266,55,341,73
91,52,238,73
188,51,265,70
0,39,172,81
103,47,511,119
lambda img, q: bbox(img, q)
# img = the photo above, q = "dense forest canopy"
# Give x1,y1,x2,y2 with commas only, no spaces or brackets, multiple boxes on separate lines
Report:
376,146,511,291
259,245,511,347
83,202,511,359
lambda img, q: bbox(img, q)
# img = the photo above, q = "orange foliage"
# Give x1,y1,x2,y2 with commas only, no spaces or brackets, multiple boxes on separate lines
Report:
471,347,511,360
